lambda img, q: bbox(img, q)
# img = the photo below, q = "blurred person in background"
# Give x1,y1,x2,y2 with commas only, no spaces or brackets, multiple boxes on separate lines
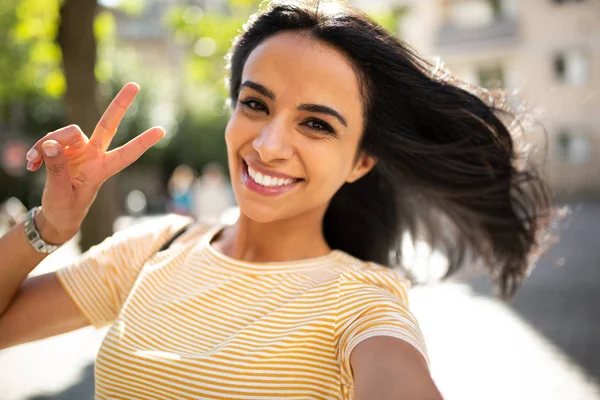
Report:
192,161,236,223
0,1,554,399
167,164,195,217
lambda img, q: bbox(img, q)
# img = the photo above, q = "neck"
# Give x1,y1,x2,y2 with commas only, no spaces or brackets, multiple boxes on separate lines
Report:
213,207,332,263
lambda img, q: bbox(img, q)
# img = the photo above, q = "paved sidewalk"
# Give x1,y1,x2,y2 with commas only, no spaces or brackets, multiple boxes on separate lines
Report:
0,237,106,400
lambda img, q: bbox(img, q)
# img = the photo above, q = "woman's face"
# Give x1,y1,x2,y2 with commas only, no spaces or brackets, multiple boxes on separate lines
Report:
225,31,376,224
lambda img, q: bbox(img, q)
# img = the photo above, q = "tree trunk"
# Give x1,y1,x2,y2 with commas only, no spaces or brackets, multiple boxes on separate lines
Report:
57,0,120,251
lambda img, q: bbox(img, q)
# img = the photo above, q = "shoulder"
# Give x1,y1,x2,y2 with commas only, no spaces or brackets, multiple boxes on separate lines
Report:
334,257,431,387
111,214,197,244
84,214,209,258
337,257,412,304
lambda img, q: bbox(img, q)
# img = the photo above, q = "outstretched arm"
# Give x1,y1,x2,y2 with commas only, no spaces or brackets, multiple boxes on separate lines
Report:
352,336,443,400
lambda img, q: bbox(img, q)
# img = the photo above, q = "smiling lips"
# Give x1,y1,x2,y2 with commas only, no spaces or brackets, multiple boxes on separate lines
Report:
242,159,302,194
247,165,296,187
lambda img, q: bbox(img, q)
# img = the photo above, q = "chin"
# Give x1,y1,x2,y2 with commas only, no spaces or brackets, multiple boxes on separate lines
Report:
236,199,288,224
239,211,277,224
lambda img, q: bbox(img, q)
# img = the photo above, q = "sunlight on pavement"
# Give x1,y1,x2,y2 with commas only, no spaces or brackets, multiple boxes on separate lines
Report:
410,282,600,400
0,233,106,400
0,326,108,400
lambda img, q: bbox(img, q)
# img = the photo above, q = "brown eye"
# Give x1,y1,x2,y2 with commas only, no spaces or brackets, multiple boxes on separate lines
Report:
239,98,268,114
304,118,335,134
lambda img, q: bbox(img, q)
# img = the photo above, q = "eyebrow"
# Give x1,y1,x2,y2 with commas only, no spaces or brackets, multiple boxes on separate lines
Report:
240,80,348,127
240,80,275,100
297,104,347,127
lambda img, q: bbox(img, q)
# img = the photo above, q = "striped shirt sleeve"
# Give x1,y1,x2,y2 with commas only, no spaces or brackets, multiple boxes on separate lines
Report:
56,214,194,329
335,267,429,389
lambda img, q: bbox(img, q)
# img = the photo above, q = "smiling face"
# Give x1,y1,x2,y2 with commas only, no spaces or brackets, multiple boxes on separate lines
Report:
225,31,376,224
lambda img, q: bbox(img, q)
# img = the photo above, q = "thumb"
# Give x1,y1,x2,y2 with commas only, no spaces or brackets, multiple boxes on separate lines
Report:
41,140,72,191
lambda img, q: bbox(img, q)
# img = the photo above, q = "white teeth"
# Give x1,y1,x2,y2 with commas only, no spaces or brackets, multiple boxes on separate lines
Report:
247,165,296,188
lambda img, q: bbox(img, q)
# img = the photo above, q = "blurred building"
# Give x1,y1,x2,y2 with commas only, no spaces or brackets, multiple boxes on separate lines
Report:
105,0,226,112
353,0,599,198
105,0,184,130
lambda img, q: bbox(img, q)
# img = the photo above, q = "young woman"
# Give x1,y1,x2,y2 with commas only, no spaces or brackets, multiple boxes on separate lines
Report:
0,1,551,398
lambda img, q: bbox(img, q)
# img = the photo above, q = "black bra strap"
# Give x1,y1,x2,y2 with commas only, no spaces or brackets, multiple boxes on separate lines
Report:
158,225,191,252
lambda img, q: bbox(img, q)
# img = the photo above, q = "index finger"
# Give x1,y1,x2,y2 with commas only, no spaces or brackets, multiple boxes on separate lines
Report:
89,82,140,152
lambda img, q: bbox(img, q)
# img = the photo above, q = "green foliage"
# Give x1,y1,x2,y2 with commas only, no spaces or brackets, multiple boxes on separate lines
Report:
116,0,145,15
368,6,408,36
167,1,261,116
94,10,117,84
0,0,106,206
165,107,229,175
0,0,64,100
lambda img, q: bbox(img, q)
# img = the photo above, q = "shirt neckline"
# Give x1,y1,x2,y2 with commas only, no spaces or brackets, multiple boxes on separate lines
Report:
201,223,345,274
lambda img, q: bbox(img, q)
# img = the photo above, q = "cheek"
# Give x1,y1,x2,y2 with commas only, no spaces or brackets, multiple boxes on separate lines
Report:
226,113,270,169
225,112,253,148
301,144,351,192
224,114,239,151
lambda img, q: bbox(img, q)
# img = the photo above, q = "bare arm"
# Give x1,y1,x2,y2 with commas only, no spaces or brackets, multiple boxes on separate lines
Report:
0,213,57,318
0,211,89,350
351,336,444,400
0,82,165,349
0,271,89,350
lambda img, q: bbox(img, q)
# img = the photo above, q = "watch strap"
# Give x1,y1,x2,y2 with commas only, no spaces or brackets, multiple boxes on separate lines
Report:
24,207,60,254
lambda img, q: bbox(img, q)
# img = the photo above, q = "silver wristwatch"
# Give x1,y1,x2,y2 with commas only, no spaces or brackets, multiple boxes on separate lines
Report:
24,207,61,254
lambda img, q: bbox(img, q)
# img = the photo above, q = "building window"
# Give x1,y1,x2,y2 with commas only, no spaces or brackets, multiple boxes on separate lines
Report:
477,64,505,88
556,131,590,164
447,0,499,27
553,49,589,85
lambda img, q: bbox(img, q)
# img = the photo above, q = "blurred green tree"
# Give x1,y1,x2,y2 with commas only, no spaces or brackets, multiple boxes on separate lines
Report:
0,0,119,250
58,0,121,251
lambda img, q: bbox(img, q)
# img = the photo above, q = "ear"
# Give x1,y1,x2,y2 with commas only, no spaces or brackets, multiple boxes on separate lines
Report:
346,151,378,183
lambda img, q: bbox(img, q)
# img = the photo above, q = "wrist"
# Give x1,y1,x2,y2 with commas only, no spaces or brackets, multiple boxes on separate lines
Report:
33,208,68,245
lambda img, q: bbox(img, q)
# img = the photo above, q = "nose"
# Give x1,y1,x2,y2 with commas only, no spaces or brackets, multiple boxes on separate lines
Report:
252,119,294,162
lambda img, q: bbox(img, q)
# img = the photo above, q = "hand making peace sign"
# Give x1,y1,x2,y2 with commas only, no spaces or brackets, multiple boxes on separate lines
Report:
24,83,165,244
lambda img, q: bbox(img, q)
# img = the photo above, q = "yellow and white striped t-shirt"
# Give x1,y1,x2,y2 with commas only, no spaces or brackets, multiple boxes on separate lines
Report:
57,214,429,400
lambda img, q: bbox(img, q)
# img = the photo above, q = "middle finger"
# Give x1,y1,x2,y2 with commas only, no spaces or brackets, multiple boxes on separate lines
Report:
89,82,140,152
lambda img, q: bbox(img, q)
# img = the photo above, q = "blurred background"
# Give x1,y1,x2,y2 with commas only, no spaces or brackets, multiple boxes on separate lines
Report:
0,0,599,399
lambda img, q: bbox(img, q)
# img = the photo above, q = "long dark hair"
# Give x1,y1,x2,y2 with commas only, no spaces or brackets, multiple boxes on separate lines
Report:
226,0,554,300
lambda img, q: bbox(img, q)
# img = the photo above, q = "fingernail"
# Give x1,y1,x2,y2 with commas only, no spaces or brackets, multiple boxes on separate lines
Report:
27,161,34,171
42,142,58,157
26,148,39,161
